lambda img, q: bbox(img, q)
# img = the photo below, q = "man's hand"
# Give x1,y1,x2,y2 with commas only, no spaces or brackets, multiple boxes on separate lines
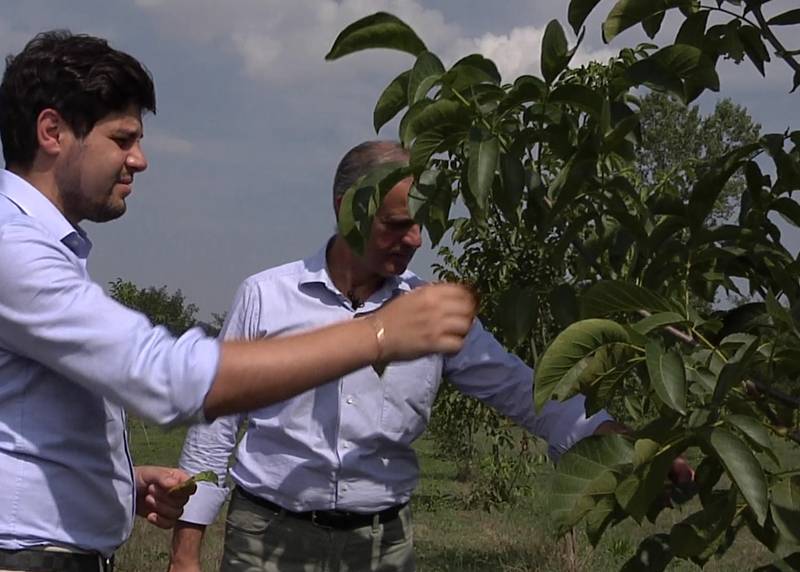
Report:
375,282,477,360
135,466,197,529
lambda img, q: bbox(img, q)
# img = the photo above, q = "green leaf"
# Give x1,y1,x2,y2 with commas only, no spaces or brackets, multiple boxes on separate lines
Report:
407,51,445,104
603,113,641,152
687,143,760,230
549,284,580,328
409,127,458,174
373,70,410,133
401,99,469,147
499,75,546,113
616,445,678,522
705,427,769,525
549,84,604,117
534,319,630,411
585,495,619,547
632,312,687,335
621,534,673,572
626,44,702,97
496,153,525,220
466,129,499,216
646,342,687,415
168,469,218,493
408,170,452,246
767,9,800,26
724,415,772,451
695,456,724,506
669,490,737,558
541,19,570,84
603,0,690,42
548,147,597,217
771,197,800,227
495,287,538,347
581,280,678,317
325,12,427,60
551,435,633,530
443,54,501,92
771,476,800,545
676,10,710,48
642,12,666,39
337,163,410,254
569,0,604,34
738,25,770,76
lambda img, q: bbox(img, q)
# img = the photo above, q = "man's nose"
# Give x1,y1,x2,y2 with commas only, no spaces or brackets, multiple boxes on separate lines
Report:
126,143,148,173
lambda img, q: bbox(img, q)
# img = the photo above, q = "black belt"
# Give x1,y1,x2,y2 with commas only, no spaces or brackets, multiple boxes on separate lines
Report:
0,549,113,572
236,487,406,530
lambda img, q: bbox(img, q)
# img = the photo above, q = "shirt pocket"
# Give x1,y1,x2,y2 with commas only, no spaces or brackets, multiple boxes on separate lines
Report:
380,355,441,435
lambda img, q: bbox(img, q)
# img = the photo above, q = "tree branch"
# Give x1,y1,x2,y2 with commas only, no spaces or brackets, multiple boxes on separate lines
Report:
749,5,800,81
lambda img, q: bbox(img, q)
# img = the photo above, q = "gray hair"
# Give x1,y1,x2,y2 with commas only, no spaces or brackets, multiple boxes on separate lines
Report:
332,140,409,210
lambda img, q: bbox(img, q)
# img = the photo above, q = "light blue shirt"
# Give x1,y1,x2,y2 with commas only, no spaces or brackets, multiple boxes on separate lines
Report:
179,243,612,524
0,170,220,556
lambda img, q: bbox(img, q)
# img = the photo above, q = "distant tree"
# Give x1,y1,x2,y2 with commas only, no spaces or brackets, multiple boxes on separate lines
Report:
108,278,198,336
635,93,761,224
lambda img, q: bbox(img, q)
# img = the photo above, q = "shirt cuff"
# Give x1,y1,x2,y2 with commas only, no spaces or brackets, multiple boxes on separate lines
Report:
179,482,230,526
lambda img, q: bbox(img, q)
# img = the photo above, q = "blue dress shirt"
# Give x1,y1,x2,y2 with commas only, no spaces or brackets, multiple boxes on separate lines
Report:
0,170,220,556
178,243,612,524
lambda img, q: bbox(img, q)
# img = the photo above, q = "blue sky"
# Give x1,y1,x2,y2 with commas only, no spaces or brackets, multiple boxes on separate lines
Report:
1,1,797,318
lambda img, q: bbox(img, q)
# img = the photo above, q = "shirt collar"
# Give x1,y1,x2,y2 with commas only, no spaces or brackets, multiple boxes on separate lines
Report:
299,237,414,299
0,170,92,257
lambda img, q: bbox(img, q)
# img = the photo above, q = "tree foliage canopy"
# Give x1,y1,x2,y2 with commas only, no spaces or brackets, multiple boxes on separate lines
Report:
327,0,800,568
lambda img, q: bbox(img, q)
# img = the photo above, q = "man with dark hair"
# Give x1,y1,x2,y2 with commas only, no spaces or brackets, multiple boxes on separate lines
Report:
167,141,658,572
0,34,476,572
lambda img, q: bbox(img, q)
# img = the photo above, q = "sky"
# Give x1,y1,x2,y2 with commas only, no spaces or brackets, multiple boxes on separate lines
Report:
0,0,797,318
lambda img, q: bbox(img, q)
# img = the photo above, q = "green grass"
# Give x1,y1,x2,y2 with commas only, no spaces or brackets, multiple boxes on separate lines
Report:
117,421,790,571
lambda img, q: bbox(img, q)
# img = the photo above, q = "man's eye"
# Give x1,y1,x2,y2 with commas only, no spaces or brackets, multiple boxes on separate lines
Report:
112,137,135,149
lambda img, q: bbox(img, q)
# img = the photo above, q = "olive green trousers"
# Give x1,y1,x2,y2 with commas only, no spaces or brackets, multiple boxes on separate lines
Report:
220,489,415,572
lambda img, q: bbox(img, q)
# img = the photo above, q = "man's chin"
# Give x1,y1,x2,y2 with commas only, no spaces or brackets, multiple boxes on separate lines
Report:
87,202,127,223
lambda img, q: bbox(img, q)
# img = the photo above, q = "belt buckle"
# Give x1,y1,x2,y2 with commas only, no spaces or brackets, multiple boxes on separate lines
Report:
101,555,114,572
310,510,332,529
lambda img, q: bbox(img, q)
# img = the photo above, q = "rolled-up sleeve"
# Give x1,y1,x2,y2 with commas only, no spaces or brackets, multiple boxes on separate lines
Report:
0,220,219,425
444,320,613,461
178,413,244,524
178,279,258,524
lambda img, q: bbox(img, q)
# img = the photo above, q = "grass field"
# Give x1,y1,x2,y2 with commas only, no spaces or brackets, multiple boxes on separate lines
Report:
117,420,789,572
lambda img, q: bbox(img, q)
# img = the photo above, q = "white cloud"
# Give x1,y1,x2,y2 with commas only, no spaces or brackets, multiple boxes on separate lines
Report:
135,0,461,85
136,1,617,88
449,26,617,81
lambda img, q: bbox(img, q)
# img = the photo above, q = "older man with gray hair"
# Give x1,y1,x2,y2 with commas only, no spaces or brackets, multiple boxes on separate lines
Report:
168,140,616,572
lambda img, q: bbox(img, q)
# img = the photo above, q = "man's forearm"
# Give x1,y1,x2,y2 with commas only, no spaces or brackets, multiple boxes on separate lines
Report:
203,282,476,419
169,521,206,572
204,317,377,418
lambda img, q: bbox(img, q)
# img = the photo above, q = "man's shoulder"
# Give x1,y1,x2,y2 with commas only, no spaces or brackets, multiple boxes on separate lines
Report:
241,258,309,290
0,203,50,246
398,270,428,291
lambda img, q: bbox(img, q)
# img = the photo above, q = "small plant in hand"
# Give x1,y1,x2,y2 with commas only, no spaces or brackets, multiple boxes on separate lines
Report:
326,1,800,570
168,470,218,495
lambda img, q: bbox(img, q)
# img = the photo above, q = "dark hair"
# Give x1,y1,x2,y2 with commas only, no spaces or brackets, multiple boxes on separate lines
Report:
332,140,409,209
0,30,156,168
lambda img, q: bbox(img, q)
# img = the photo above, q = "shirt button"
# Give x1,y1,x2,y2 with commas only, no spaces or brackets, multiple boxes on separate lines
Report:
345,396,354,405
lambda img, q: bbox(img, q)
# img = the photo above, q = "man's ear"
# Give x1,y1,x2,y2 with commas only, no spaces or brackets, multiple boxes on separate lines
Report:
36,108,69,157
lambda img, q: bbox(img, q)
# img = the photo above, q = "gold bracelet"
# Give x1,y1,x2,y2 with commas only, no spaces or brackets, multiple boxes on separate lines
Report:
369,315,386,363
